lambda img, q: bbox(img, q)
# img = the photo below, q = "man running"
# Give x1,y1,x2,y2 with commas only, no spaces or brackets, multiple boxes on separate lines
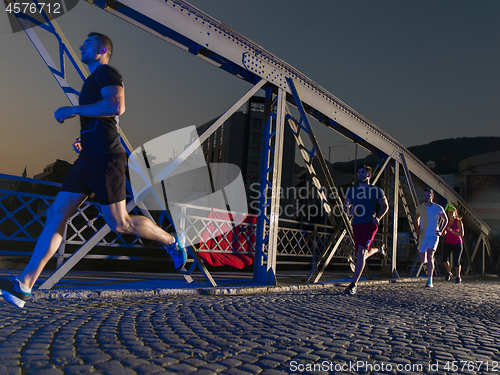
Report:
0,32,187,309
344,165,389,295
414,188,448,288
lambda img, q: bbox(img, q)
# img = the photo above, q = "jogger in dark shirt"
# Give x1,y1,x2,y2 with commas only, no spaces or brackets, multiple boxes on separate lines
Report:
0,32,187,309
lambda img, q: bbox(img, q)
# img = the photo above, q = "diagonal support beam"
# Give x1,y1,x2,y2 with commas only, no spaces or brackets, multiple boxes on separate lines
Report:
285,78,377,281
467,233,485,275
286,78,352,236
307,229,347,283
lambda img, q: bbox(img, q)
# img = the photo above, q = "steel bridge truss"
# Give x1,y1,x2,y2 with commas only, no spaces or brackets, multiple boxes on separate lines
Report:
7,0,497,288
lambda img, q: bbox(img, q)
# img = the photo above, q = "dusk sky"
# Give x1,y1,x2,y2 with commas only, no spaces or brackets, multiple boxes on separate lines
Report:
1,0,499,177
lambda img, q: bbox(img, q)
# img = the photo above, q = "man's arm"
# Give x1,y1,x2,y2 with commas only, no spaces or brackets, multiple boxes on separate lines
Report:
373,196,389,225
414,211,421,237
55,85,125,123
73,137,82,154
343,197,353,216
436,211,448,236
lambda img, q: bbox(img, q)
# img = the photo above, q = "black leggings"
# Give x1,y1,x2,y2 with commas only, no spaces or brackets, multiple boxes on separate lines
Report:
442,242,463,268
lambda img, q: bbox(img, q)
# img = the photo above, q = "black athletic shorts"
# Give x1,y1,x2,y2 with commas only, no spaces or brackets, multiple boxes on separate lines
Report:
60,153,127,205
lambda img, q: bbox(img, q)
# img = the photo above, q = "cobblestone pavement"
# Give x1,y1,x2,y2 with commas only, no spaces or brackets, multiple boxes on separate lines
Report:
0,277,499,375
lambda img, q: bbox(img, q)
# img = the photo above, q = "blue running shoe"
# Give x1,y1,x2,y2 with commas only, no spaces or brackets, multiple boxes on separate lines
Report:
166,233,187,269
0,276,31,309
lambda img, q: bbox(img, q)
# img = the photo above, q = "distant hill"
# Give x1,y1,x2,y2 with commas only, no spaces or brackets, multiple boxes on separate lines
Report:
332,137,500,175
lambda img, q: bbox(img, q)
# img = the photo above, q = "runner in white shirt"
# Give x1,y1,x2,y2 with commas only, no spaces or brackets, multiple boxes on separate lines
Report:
414,188,448,288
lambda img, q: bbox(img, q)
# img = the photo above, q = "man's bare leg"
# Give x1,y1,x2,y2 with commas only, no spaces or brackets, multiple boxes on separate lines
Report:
426,248,435,279
99,200,174,246
100,200,187,269
19,192,87,289
421,248,435,287
352,245,380,284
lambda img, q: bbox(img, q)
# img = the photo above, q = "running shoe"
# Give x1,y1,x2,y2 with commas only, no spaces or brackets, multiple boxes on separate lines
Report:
378,244,388,259
0,276,31,309
166,233,187,269
445,272,453,282
456,277,462,284
425,279,433,288
345,282,357,295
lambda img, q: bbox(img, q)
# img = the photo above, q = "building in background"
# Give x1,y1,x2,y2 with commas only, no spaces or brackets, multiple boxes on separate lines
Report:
33,159,72,183
456,151,500,238
196,96,296,217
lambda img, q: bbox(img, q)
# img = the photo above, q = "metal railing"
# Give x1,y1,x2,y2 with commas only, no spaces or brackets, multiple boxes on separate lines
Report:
1,174,418,272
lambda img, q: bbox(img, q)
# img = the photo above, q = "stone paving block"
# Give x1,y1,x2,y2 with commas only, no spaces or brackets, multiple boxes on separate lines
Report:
261,353,290,363
217,368,252,375
51,349,76,357
260,369,288,375
0,346,22,355
227,345,253,354
216,358,243,367
52,355,83,366
99,369,136,375
182,357,208,367
371,354,391,362
77,348,103,355
151,357,179,366
25,369,64,375
311,350,338,359
476,349,499,356
134,363,167,374
0,367,21,375
64,364,96,375
237,363,264,374
408,343,428,351
165,351,191,360
272,350,297,357
199,363,228,372
22,357,51,368
80,353,112,364
24,349,50,356
162,363,197,372
252,346,277,354
0,359,18,368
353,350,372,359
26,343,51,350
111,353,138,362
128,345,154,356
95,360,126,372
327,340,350,348
391,357,413,366
254,359,281,369
238,342,261,349
187,338,210,346
120,358,153,368
288,346,313,354
293,353,321,362
231,354,260,364
189,370,218,375
363,348,382,355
